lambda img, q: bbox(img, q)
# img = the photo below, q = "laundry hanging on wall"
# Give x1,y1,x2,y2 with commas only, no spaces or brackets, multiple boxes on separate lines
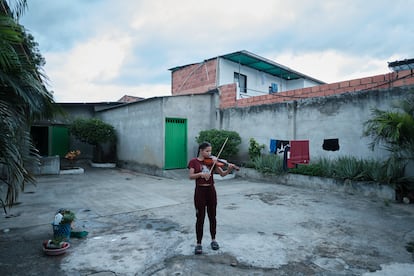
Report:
269,139,290,154
287,140,310,169
269,139,277,153
323,138,340,151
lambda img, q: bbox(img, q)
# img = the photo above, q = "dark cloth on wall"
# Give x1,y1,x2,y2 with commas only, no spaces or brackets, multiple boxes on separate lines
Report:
277,140,290,153
270,139,290,154
323,139,340,151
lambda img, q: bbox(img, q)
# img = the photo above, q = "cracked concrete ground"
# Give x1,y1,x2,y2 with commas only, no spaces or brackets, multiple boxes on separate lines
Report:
1,166,413,275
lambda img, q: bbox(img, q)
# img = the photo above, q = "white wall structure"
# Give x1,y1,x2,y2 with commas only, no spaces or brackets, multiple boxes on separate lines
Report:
217,57,322,99
218,58,281,97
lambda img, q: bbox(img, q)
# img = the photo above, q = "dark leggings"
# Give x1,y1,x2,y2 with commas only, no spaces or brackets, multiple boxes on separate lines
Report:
194,185,217,244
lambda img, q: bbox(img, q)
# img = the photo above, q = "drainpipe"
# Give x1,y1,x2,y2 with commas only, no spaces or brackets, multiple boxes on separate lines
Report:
215,57,220,88
289,100,297,140
211,92,219,129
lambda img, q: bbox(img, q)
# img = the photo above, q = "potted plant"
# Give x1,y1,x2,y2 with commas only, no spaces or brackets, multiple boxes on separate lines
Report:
60,150,84,174
42,238,70,255
64,150,81,168
43,209,75,255
52,209,76,241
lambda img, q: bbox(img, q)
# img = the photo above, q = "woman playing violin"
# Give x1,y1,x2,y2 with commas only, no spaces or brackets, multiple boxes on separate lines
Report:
188,141,236,255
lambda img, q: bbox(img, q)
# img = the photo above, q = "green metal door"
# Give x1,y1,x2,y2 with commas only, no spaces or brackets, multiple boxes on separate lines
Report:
49,126,69,157
165,118,187,169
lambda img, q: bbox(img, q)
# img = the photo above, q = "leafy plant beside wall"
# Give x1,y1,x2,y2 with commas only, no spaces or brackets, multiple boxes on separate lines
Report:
363,91,414,200
69,118,117,163
248,138,265,161
254,155,390,183
196,129,241,160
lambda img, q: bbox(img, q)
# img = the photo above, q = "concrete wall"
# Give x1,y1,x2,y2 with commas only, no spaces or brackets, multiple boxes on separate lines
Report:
96,72,413,173
98,93,218,174
27,155,60,175
221,69,414,109
220,87,409,162
97,85,411,171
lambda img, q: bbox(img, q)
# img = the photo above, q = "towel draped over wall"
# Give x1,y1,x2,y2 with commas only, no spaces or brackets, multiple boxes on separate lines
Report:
287,140,310,169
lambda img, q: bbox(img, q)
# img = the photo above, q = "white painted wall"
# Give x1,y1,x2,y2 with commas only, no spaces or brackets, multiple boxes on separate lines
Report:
218,58,321,98
218,58,282,97
286,78,305,91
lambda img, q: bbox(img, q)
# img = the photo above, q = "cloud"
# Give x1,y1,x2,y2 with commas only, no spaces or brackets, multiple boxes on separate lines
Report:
43,33,173,102
19,0,414,102
270,50,393,83
71,36,132,82
22,0,106,51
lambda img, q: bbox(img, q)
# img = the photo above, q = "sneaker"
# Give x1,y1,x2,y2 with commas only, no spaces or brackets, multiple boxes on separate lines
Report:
194,244,202,255
211,241,219,250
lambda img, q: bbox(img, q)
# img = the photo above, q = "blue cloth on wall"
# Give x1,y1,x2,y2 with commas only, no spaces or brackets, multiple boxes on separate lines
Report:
269,139,277,153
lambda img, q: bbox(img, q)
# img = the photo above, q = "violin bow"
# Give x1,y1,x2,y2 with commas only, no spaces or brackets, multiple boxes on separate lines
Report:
209,137,228,174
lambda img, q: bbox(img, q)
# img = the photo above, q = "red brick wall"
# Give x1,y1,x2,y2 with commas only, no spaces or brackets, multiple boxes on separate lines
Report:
220,69,414,109
219,83,238,108
171,59,217,95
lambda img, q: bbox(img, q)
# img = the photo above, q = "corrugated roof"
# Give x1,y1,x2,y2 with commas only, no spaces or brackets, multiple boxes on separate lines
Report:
169,50,325,84
388,58,414,72
220,50,325,83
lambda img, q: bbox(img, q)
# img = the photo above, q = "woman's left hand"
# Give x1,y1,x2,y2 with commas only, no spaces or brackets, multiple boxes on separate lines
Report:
227,163,235,171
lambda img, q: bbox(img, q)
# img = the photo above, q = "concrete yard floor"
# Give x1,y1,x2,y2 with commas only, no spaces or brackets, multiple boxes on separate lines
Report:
1,166,414,275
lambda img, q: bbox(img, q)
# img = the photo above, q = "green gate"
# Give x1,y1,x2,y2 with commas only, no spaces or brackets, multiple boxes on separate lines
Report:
49,126,69,157
165,118,187,169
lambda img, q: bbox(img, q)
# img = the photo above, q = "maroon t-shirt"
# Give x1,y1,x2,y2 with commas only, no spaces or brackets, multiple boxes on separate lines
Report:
188,158,214,185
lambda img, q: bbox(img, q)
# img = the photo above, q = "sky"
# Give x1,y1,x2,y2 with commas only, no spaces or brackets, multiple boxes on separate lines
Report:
19,0,414,103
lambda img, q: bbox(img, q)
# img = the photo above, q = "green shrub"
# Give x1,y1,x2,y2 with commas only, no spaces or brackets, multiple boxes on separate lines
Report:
333,156,364,180
247,149,405,186
69,118,116,145
196,129,241,160
360,159,387,182
253,154,285,175
317,157,335,177
69,118,117,163
289,157,334,177
289,162,324,176
288,156,395,184
248,138,265,161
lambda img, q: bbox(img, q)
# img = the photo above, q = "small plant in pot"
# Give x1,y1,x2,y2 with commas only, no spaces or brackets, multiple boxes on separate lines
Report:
69,118,117,164
63,149,81,169
42,237,70,255
51,209,76,242
44,236,66,249
43,209,75,254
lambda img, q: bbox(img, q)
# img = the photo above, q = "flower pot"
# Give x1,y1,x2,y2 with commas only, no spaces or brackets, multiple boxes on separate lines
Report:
42,240,70,256
52,223,71,241
60,167,84,174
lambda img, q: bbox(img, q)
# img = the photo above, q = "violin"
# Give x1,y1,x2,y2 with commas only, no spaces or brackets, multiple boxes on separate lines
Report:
203,156,240,171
